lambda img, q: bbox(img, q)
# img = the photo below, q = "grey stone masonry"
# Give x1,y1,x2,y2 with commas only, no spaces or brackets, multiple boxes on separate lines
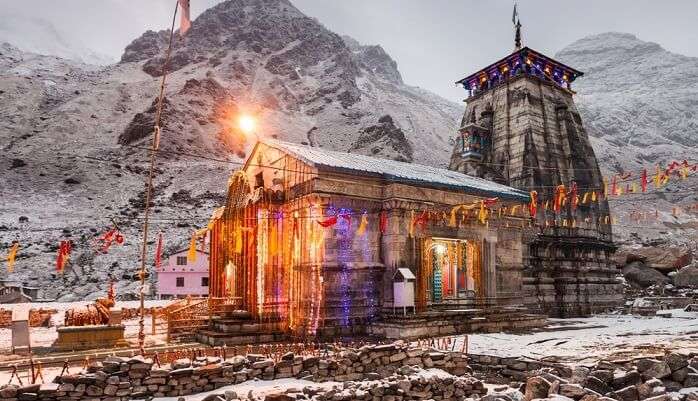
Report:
449,71,621,317
0,342,479,401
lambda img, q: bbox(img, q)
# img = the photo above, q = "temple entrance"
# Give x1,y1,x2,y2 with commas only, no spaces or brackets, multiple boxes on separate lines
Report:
419,238,483,306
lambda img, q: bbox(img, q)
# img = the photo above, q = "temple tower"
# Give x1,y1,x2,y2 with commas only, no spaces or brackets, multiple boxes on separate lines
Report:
449,23,621,317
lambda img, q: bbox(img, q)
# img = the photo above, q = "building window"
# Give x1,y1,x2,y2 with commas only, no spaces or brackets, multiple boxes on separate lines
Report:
201,277,209,287
176,277,184,287
176,256,187,266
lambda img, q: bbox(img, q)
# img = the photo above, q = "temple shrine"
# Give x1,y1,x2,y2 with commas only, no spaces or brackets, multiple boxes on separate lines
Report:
199,139,544,344
449,23,621,316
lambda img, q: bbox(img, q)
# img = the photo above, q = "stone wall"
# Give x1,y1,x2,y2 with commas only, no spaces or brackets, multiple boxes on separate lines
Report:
0,343,477,401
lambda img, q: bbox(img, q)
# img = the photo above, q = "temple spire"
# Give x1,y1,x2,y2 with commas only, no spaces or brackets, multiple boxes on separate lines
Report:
513,3,522,50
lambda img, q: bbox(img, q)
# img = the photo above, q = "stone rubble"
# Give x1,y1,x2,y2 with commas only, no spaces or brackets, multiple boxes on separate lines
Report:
484,352,698,401
0,342,477,401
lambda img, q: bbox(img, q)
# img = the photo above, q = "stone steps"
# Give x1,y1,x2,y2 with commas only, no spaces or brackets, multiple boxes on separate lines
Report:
195,329,287,346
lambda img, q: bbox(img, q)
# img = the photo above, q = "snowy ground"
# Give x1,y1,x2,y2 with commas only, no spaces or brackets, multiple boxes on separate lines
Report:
464,309,698,364
0,300,172,351
152,369,455,401
2,307,697,386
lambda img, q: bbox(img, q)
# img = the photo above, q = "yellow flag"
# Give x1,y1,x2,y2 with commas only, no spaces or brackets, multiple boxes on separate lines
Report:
449,206,458,227
6,243,18,273
408,210,415,237
582,192,590,204
269,222,278,256
187,233,198,262
591,191,597,202
478,201,487,224
356,214,368,236
234,226,243,254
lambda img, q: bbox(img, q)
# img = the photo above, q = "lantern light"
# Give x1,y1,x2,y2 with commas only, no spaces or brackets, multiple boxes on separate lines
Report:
238,115,256,135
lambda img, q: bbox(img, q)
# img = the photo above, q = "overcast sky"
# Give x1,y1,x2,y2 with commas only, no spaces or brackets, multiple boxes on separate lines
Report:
4,0,698,102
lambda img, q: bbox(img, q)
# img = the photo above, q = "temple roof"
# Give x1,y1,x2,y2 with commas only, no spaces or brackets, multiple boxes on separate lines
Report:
455,46,584,88
258,139,530,202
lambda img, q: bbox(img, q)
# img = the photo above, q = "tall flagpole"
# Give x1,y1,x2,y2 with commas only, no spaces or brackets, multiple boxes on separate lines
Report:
138,0,180,356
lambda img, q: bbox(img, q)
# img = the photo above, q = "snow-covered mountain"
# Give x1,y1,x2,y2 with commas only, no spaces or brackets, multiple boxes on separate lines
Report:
0,0,461,301
0,14,114,66
2,3,696,302
556,32,698,248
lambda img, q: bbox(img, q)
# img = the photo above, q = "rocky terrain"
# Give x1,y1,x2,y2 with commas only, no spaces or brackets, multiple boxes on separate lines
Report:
1,4,697,300
0,0,460,300
556,32,698,262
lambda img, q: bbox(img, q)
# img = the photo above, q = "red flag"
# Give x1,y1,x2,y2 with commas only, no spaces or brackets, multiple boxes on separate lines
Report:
640,169,648,192
611,176,617,196
529,191,538,217
415,211,429,231
317,216,338,227
178,0,191,35
483,197,499,207
379,211,388,234
154,233,163,270
553,185,566,214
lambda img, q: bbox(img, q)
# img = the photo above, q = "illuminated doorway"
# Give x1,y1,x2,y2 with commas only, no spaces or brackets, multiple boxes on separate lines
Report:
421,238,483,304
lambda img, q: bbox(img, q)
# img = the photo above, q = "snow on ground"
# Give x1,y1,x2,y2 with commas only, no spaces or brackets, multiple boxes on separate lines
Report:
0,300,172,351
154,378,338,401
153,369,455,401
464,310,698,364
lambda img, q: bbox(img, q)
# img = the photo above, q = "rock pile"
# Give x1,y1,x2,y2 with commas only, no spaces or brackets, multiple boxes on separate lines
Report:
203,368,486,401
0,342,477,400
499,352,698,401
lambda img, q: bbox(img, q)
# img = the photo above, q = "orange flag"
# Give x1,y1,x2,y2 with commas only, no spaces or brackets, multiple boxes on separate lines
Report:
6,242,18,273
529,191,538,217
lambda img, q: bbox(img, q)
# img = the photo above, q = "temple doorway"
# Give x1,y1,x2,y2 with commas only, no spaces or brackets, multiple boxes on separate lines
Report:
421,238,483,304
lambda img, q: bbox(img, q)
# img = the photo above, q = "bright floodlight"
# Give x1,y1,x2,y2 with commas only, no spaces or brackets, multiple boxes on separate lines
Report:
239,115,256,134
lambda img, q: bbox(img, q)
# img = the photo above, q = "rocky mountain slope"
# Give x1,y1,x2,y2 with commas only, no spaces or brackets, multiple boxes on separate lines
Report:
0,0,461,301
2,6,697,301
556,32,698,252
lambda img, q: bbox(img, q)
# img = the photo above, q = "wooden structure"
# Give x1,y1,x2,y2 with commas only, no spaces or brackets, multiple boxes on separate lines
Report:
202,139,537,341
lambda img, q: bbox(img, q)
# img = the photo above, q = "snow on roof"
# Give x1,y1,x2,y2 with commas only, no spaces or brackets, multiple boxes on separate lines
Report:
260,139,529,201
395,268,416,280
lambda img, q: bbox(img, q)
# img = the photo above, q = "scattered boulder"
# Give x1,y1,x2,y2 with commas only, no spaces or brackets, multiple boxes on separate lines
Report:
611,370,642,390
584,376,612,395
559,383,587,400
623,262,670,288
685,373,698,387
609,385,639,401
525,376,552,401
637,359,672,379
673,266,698,288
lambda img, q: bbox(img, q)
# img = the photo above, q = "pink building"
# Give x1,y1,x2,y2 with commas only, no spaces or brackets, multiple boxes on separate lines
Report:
156,249,209,299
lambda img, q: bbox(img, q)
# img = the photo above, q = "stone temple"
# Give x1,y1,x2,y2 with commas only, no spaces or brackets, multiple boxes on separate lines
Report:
449,39,621,317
